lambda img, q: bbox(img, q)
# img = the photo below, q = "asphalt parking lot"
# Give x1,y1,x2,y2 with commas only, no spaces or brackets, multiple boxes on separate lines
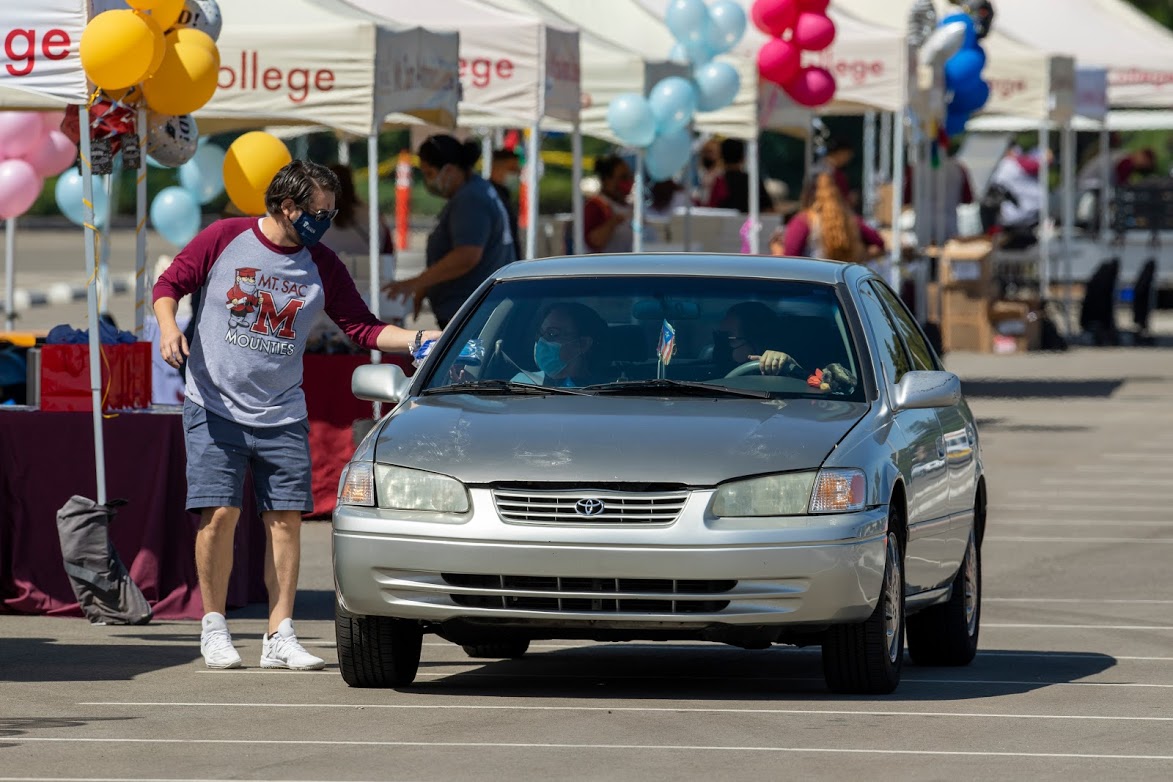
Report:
4,345,1173,781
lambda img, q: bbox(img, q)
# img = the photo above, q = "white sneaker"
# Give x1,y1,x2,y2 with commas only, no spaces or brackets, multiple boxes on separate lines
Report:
261,618,326,670
200,612,242,669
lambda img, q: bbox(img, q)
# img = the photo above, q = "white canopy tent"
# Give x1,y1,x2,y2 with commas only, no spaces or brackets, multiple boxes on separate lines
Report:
344,0,581,260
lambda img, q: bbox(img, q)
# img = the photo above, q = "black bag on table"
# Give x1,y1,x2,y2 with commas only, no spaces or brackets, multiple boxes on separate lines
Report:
55,496,152,625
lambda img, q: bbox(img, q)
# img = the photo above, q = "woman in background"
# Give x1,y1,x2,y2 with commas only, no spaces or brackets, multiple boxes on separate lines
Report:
779,173,885,263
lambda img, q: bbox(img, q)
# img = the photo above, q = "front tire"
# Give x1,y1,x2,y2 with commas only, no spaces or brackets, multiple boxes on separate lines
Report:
462,640,530,659
822,531,905,695
335,601,422,688
907,531,981,666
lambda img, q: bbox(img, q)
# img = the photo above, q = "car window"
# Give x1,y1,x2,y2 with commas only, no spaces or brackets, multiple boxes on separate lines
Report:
871,282,939,372
419,276,866,402
857,283,911,386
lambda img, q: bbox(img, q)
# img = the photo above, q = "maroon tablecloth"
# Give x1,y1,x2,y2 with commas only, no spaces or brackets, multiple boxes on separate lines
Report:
0,410,266,619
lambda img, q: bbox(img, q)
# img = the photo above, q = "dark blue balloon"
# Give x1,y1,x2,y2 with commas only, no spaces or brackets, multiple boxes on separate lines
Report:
941,13,978,48
951,78,991,114
945,48,986,90
945,108,970,137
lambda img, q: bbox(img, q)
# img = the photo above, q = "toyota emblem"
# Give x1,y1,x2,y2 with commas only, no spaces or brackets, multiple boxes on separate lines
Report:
574,498,606,517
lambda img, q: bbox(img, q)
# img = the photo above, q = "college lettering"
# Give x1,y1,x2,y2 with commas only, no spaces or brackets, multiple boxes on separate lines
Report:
4,27,72,77
217,51,335,104
250,291,306,340
224,329,298,356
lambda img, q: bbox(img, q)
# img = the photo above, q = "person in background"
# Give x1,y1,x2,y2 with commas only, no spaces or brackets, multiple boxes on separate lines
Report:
322,164,393,258
902,139,975,238
383,135,517,328
988,144,1047,241
780,173,886,263
583,155,634,253
1115,147,1157,186
489,149,522,252
695,137,723,205
153,160,439,671
708,138,774,214
820,137,856,205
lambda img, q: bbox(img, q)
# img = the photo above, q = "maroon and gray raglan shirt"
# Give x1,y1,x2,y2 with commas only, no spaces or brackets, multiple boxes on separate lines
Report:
153,218,385,427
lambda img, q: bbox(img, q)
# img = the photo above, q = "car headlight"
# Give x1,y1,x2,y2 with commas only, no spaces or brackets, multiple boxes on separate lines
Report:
711,468,868,518
338,463,375,507
374,464,470,513
711,472,817,518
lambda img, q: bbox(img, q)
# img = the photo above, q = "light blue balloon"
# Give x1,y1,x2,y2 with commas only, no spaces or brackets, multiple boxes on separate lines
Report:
645,127,693,181
147,155,166,170
178,144,226,205
607,93,657,148
54,170,109,229
666,0,710,44
704,0,748,55
151,186,202,247
669,39,714,66
694,61,741,112
648,76,698,136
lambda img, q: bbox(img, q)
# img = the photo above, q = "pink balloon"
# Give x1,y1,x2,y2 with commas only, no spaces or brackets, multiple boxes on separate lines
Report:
782,66,838,108
0,159,43,219
793,12,836,51
758,38,802,87
0,113,47,159
798,0,831,12
751,0,799,37
39,110,66,134
21,130,78,177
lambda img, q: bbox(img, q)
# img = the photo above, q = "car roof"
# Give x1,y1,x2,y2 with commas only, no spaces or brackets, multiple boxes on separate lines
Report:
493,254,873,286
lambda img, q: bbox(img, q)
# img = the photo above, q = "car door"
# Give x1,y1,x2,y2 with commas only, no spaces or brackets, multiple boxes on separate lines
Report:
855,283,951,594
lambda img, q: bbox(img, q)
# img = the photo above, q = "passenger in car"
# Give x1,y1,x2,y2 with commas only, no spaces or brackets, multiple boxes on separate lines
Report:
513,302,611,387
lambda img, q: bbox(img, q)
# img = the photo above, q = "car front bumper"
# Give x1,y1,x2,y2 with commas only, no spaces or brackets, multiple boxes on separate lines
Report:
333,488,889,630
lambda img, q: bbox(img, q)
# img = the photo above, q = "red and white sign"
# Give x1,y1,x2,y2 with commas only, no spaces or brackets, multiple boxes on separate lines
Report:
0,1,87,104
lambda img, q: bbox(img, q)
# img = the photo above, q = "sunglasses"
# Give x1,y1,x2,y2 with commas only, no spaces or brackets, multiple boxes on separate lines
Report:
299,204,339,222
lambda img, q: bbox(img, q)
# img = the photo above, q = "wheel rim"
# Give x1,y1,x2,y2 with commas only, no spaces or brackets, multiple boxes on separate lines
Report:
963,533,979,636
883,534,902,664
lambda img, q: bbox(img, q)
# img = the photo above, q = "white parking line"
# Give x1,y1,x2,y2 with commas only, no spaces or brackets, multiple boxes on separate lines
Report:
1041,477,1172,487
9,738,1173,762
0,779,395,782
991,520,1173,527
985,597,1173,605
985,536,1173,544
76,701,1173,723
985,623,1173,630
992,504,1171,514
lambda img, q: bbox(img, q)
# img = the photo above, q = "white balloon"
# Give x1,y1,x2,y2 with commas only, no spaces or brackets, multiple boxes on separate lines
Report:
177,0,222,41
918,22,967,68
146,111,199,168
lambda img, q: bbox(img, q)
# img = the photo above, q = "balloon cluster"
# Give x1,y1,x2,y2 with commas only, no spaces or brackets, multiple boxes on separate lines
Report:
753,0,838,108
0,112,78,221
941,10,991,136
606,0,746,181
76,0,223,175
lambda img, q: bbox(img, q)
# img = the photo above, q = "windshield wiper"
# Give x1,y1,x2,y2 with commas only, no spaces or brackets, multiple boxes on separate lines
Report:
585,379,772,399
420,380,593,397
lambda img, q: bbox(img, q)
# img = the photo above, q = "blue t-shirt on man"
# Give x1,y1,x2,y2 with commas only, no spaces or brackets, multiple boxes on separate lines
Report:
425,175,518,326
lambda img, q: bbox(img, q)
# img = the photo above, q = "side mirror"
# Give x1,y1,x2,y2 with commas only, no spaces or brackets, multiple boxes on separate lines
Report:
893,371,961,411
352,364,412,404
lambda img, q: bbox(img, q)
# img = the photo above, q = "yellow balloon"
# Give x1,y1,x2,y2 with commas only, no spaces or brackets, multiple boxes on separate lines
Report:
138,12,165,80
79,10,156,91
224,132,293,216
127,0,160,9
142,35,219,116
166,27,219,67
149,0,185,31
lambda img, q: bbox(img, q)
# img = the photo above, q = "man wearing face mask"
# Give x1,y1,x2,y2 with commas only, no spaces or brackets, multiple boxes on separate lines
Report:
489,148,522,253
384,134,517,328
153,160,439,671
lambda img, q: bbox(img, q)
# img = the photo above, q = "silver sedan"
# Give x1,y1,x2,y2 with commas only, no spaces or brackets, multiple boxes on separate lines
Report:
334,255,985,695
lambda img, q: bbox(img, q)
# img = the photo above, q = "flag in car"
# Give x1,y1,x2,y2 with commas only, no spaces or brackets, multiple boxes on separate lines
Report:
658,320,676,366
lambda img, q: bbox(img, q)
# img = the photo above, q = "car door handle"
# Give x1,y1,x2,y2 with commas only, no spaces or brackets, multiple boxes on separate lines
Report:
936,437,946,458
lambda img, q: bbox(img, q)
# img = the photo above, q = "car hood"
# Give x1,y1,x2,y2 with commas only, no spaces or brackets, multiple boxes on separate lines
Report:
371,395,869,486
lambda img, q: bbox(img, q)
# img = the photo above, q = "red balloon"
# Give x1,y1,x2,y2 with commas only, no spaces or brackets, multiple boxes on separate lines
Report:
782,66,837,108
793,11,836,51
758,38,801,87
797,0,831,12
751,0,799,37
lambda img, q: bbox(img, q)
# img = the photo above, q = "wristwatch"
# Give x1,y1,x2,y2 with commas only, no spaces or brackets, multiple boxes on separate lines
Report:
412,329,424,353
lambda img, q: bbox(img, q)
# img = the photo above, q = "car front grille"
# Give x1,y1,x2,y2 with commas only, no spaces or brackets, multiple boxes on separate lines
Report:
492,488,689,525
442,574,737,614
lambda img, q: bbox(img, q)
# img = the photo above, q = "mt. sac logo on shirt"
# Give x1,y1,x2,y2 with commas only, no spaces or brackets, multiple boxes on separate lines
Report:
224,267,309,357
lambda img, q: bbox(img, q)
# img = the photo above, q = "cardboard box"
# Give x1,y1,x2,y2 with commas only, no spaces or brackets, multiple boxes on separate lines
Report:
931,284,994,354
938,238,994,287
37,343,152,412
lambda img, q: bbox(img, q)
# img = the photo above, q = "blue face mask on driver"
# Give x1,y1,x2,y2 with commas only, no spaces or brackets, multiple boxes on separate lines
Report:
534,338,568,377
291,209,332,248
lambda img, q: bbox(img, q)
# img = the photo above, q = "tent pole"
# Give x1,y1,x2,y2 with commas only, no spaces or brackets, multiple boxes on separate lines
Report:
683,129,695,252
3,218,13,331
1038,123,1052,304
1061,122,1076,336
134,107,147,339
367,132,382,420
99,172,113,316
803,125,813,178
748,135,761,255
1099,125,1112,251
890,110,906,291
571,121,584,255
79,105,107,506
633,149,645,253
863,110,877,221
481,132,492,180
525,124,540,259
879,111,893,185
338,138,350,166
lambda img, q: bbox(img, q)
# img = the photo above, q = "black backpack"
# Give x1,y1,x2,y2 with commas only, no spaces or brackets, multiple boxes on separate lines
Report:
56,496,152,625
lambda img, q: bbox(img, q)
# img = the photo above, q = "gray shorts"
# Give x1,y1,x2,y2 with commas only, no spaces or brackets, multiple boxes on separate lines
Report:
182,400,313,514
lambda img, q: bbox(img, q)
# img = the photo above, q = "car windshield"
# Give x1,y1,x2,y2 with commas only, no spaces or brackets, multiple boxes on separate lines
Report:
420,276,865,402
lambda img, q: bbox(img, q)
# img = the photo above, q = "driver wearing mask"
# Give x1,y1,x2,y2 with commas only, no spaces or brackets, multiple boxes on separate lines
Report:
513,303,610,387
